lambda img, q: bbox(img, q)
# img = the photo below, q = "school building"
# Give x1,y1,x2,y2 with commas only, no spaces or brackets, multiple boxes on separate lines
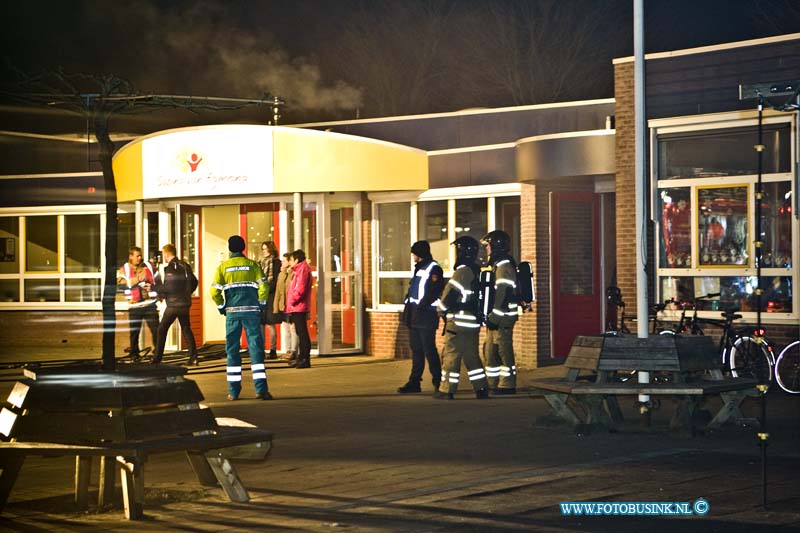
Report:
0,33,797,363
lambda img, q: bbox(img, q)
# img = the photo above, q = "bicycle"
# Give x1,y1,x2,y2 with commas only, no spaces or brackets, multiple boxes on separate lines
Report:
775,339,800,394
681,297,775,385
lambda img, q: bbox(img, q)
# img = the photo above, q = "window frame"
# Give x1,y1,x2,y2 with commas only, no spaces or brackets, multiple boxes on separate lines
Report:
369,184,521,310
0,205,107,310
650,111,798,322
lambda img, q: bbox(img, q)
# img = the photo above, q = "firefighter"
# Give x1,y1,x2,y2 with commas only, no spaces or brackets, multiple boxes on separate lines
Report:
211,235,273,400
434,236,489,400
397,240,444,393
481,230,519,394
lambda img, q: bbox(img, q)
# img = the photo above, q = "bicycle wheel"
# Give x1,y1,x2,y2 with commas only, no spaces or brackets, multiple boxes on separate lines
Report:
728,336,774,384
776,340,800,394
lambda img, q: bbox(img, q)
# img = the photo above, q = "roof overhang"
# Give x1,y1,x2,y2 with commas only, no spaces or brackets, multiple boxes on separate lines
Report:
112,124,428,202
516,130,615,182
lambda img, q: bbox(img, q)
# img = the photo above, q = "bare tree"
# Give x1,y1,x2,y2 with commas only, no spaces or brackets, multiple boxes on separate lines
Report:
3,69,271,370
451,0,621,106
327,0,457,117
751,0,800,34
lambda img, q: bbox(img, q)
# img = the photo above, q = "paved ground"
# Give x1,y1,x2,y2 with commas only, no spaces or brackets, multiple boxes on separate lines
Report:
0,348,798,532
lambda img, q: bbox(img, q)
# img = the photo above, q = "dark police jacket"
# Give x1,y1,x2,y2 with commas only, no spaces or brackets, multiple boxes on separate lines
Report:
157,258,197,309
403,257,444,330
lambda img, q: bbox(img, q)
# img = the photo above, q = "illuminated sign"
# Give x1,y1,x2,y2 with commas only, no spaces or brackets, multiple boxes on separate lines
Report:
141,126,274,199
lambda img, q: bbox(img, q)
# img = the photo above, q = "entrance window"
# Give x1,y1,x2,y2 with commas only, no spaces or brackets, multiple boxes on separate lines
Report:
418,200,449,270
376,202,411,305
455,198,487,242
65,215,101,273
25,215,58,272
243,203,279,262
495,196,521,259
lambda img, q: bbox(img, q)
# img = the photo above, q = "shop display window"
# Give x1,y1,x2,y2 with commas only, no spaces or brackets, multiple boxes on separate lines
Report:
658,123,790,180
653,116,795,319
697,186,749,267
759,181,793,268
660,275,792,313
659,188,692,268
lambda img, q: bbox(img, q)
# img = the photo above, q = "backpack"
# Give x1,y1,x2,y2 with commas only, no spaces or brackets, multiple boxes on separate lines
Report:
478,261,535,321
516,261,535,309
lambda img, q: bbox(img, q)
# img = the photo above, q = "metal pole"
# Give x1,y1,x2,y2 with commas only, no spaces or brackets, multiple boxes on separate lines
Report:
754,97,769,509
134,200,144,249
634,0,650,418
293,192,303,252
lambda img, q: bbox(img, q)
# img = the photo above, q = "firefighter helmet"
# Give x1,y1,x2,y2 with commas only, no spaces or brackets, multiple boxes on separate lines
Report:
481,230,511,255
452,236,480,264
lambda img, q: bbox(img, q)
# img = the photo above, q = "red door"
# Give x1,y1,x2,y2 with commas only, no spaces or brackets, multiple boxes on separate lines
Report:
550,192,602,358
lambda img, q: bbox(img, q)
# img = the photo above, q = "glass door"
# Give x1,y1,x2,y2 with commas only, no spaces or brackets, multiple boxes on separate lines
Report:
322,195,362,354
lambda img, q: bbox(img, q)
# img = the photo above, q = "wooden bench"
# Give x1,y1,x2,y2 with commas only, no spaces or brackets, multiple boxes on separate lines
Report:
0,364,273,520
531,335,758,435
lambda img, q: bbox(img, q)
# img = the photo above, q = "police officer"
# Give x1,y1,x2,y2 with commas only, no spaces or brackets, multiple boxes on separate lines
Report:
481,230,519,394
211,235,273,400
434,236,489,400
397,240,444,394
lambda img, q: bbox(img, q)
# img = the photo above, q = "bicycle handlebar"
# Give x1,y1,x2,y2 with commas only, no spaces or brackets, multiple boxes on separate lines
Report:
695,292,721,300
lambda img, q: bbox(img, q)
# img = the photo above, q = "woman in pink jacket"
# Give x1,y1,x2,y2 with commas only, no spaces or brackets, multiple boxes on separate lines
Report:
286,249,312,368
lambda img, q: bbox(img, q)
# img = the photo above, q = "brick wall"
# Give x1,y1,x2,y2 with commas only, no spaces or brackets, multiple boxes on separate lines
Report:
614,61,638,306
0,310,136,359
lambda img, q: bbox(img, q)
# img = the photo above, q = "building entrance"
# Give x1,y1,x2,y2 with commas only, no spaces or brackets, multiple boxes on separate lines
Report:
550,192,602,357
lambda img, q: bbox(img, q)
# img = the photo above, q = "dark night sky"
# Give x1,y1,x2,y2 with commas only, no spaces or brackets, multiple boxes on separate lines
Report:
1,0,799,126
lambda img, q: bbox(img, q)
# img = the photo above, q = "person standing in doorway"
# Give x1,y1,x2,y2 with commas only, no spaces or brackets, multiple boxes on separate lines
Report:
117,246,159,362
211,235,273,400
275,252,298,362
152,244,198,365
434,236,489,400
260,241,282,360
397,240,444,394
481,230,519,395
286,249,312,369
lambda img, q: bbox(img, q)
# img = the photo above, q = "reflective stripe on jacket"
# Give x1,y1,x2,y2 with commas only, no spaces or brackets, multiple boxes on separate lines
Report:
210,253,268,313
438,264,481,331
117,261,158,308
489,258,519,327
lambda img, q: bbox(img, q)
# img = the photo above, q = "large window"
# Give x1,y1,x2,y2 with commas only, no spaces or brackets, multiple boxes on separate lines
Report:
653,115,796,318
373,190,521,308
0,211,104,306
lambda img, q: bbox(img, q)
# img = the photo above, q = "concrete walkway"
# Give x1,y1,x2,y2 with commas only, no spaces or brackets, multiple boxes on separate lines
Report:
0,350,798,532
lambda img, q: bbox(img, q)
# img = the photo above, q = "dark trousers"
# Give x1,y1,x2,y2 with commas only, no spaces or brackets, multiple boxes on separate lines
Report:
290,312,311,363
408,327,441,386
128,304,159,357
154,305,197,363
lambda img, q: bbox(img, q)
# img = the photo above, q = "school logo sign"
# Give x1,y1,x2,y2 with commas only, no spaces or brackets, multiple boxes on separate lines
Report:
141,126,274,199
